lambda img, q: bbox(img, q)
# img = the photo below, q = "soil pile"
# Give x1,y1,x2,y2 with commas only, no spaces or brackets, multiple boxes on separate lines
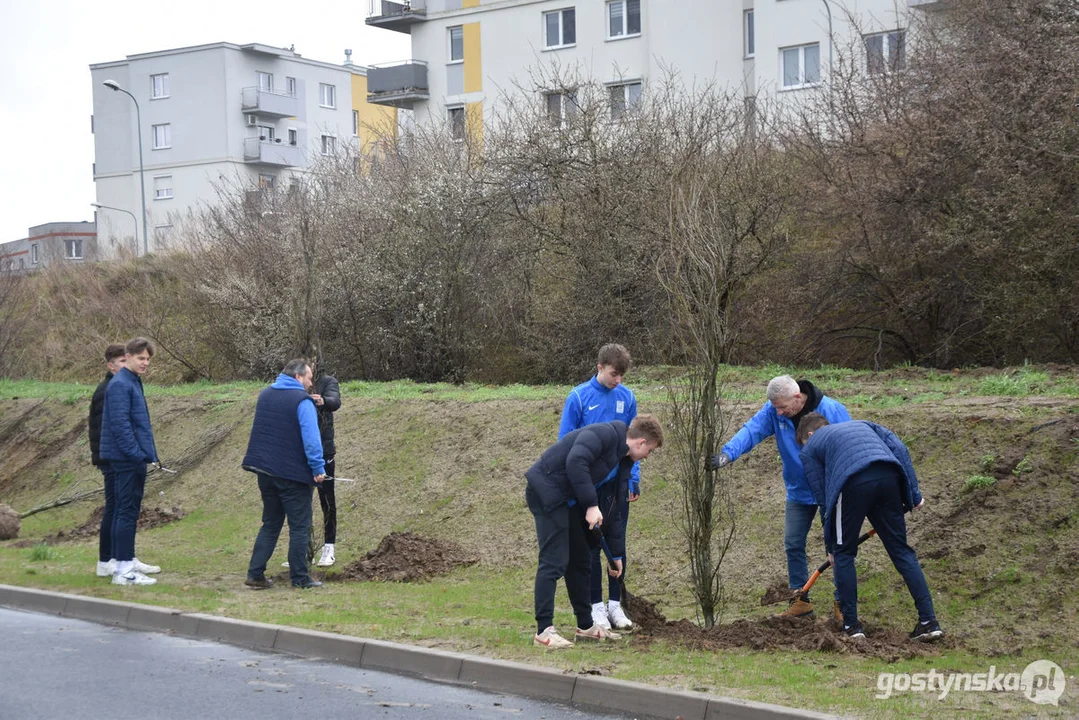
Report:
339,532,478,582
627,592,941,660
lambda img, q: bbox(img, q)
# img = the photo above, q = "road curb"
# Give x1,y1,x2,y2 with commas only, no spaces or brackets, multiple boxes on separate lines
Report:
0,584,838,720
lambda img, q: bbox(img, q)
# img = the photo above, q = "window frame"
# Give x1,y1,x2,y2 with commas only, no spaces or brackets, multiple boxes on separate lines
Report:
606,0,641,41
257,124,276,142
286,76,297,96
30,244,39,264
153,174,174,200
319,83,336,109
288,127,298,146
151,123,172,149
257,71,273,92
608,80,642,120
545,90,579,128
448,26,464,63
352,109,360,136
780,43,821,90
743,10,755,58
320,133,336,155
864,29,907,74
258,173,276,190
543,7,576,50
65,238,83,260
150,73,170,99
448,106,466,141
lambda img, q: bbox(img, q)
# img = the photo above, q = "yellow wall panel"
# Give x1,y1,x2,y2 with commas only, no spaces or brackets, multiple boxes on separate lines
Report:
351,74,397,153
463,22,482,94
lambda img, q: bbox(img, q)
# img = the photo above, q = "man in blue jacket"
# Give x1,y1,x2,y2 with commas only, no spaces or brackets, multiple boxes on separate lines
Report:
559,343,638,631
797,413,943,642
243,358,327,590
89,343,126,578
708,375,850,618
527,415,663,649
100,337,162,586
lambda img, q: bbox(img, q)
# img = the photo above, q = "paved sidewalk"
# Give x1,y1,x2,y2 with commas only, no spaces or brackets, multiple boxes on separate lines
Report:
0,584,838,720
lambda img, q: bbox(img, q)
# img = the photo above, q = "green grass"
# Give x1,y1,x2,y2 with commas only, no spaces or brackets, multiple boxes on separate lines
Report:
962,475,997,493
28,543,57,561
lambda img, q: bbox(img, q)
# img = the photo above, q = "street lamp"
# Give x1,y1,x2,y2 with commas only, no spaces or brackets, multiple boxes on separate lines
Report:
103,79,149,256
91,203,139,256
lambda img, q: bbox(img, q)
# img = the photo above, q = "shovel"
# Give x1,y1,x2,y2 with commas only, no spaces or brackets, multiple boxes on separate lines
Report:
590,525,630,614
765,528,878,605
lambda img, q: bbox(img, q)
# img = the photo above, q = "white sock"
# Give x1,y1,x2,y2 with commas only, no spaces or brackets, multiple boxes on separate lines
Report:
324,544,334,552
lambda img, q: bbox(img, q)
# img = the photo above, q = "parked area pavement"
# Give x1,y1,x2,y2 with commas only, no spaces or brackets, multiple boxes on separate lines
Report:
0,585,836,720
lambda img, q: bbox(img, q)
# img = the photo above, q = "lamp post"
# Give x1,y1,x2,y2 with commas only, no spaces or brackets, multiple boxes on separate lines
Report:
91,203,139,256
103,79,149,256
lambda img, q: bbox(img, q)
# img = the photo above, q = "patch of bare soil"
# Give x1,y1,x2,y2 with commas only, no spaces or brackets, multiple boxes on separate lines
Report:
627,592,942,660
9,505,187,547
336,531,478,582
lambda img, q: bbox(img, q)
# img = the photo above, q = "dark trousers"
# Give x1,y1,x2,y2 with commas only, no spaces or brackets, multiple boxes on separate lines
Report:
833,468,936,626
526,485,594,634
248,473,314,585
315,456,337,544
97,465,116,562
111,464,147,563
590,481,628,604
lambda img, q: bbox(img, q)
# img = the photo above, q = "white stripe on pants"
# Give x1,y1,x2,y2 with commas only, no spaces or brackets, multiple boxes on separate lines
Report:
835,492,843,546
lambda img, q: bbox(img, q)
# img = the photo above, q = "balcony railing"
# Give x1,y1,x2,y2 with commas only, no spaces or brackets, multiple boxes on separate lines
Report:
243,137,302,167
367,60,430,109
241,87,299,118
366,0,427,33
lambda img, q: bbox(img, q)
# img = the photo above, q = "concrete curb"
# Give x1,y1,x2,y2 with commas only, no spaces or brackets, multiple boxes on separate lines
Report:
0,584,838,720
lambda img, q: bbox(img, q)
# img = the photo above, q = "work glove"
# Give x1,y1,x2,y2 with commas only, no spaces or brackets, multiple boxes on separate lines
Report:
706,453,731,471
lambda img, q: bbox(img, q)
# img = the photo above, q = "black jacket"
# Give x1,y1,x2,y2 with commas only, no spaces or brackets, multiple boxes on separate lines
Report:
313,375,341,457
88,371,113,466
524,421,632,513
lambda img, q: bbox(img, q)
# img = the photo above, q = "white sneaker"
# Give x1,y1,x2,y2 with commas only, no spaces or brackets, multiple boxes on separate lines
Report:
96,559,116,578
533,626,573,649
608,601,633,630
132,558,161,574
591,602,612,630
112,571,156,586
316,544,335,567
281,560,290,568
575,624,622,641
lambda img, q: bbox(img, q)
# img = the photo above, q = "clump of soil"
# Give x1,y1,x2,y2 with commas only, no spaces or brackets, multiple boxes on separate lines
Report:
11,505,187,547
759,580,795,606
627,592,941,660
338,532,478,583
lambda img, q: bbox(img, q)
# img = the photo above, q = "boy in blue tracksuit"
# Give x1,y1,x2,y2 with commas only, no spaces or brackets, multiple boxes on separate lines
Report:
559,343,638,631
796,413,943,642
708,375,850,617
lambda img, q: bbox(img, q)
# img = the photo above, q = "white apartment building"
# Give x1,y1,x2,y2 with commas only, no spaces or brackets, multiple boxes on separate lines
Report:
364,0,926,138
90,42,397,257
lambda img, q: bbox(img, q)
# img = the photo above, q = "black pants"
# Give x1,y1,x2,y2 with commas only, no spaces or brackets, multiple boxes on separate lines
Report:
98,465,116,562
315,456,337,544
526,485,594,634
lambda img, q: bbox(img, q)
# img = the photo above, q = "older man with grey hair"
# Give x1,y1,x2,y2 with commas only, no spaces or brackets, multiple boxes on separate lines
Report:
708,375,850,618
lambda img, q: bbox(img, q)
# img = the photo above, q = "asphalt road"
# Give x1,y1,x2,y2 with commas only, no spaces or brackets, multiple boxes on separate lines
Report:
0,608,635,720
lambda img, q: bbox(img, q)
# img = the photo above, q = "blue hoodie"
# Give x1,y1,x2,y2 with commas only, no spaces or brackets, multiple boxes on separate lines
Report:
559,376,640,494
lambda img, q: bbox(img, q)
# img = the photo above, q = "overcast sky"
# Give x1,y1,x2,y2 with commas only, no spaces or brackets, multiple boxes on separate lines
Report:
0,0,409,242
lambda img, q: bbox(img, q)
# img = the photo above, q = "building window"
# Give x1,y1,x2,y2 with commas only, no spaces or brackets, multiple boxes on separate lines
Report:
353,109,359,136
607,0,640,39
321,134,336,155
152,123,171,149
781,43,821,89
545,90,579,127
257,124,275,142
31,244,39,264
448,106,466,140
151,73,170,99
257,71,273,92
153,175,173,200
288,128,298,145
286,76,297,96
449,26,464,63
865,30,906,74
319,83,336,108
544,8,576,49
258,174,276,190
608,81,642,120
744,10,755,58
65,238,83,260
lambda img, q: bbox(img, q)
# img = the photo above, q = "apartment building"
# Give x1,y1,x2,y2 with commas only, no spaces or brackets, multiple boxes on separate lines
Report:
0,222,98,273
364,0,923,137
90,42,398,257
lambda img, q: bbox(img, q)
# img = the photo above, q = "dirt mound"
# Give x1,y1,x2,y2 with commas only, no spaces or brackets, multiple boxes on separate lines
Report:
759,580,795,606
627,592,941,660
338,532,478,582
10,505,187,547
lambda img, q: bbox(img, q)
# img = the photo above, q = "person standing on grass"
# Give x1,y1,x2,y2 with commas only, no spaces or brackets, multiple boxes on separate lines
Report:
100,337,162,586
708,375,850,619
796,412,943,642
89,343,126,578
310,359,341,568
559,343,638,632
243,358,326,590
526,415,663,649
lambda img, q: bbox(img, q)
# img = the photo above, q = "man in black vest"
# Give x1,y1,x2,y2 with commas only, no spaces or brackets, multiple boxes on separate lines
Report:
526,415,663,649
243,358,327,589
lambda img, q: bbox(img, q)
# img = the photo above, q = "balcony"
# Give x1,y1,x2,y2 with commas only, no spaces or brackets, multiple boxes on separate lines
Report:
244,137,302,167
366,0,426,34
241,87,299,118
367,61,430,109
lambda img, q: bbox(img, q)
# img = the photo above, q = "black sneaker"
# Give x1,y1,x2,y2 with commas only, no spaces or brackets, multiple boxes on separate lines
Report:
910,619,944,642
291,577,323,589
244,576,274,590
844,622,866,639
